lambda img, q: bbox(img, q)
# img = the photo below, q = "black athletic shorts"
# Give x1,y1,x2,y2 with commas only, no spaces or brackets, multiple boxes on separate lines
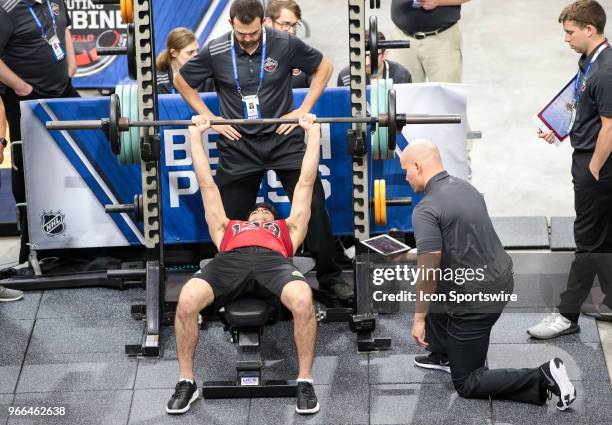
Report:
194,246,308,308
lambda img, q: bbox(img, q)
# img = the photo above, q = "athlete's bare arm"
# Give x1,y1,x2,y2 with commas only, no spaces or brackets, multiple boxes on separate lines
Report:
188,117,230,248
286,114,321,253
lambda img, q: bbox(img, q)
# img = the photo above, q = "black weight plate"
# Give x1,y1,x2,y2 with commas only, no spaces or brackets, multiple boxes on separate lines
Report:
388,89,397,153
369,16,379,75
109,93,121,155
127,24,137,80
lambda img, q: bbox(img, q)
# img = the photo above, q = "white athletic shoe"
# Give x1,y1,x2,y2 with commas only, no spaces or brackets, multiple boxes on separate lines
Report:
540,358,576,410
527,311,580,339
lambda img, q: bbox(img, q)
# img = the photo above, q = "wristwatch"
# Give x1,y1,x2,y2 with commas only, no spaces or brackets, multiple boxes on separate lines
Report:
0,137,7,148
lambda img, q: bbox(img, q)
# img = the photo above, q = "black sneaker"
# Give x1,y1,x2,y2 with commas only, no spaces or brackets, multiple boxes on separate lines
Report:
414,352,450,373
319,278,354,301
295,381,320,415
539,358,576,411
581,303,612,322
166,380,199,415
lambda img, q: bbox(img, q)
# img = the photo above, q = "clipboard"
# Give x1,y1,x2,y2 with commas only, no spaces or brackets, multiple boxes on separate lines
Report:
533,77,575,145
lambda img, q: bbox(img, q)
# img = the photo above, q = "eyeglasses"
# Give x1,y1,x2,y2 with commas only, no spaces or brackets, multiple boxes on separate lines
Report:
274,20,301,31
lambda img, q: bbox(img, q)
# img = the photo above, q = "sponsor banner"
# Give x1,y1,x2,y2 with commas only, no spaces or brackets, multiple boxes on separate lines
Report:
21,85,466,249
70,0,230,88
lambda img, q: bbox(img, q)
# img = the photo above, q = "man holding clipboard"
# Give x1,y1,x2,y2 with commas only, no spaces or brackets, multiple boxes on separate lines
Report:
529,0,612,339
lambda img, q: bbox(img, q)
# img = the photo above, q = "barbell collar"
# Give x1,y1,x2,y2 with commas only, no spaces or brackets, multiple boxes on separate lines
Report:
397,114,462,125
385,197,413,206
378,40,411,50
105,203,135,214
46,119,109,130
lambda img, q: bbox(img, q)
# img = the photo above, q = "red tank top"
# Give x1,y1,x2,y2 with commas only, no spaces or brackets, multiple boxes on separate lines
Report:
219,219,294,257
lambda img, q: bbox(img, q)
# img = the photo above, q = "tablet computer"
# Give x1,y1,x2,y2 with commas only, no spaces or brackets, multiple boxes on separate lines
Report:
360,234,411,256
533,77,575,145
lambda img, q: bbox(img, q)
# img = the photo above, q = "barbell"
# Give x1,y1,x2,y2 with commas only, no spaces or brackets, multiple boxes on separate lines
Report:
366,16,410,76
45,88,461,163
371,179,412,226
96,23,137,80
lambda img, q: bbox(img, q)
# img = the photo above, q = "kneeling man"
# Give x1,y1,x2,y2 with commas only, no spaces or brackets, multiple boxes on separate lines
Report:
399,140,576,410
167,115,321,415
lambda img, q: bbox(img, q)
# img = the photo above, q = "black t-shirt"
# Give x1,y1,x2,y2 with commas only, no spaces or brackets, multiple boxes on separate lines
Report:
291,68,312,89
391,0,461,34
156,66,215,95
180,28,323,135
0,0,72,97
412,171,513,306
337,60,412,87
569,42,612,151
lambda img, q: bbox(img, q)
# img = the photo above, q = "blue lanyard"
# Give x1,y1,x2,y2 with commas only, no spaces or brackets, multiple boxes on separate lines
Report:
230,27,267,97
28,0,57,41
573,42,608,105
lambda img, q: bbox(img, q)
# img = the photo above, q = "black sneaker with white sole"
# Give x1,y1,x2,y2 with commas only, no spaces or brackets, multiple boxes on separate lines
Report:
539,358,577,411
414,352,451,373
296,381,320,414
166,380,199,415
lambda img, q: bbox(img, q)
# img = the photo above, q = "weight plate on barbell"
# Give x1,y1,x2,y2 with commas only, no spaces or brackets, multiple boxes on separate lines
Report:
369,16,379,76
384,79,396,159
377,79,388,159
120,0,128,24
126,0,133,24
108,93,121,156
115,86,127,163
374,179,381,226
121,84,133,164
370,80,380,160
388,89,397,158
127,24,137,80
129,84,140,164
380,179,387,225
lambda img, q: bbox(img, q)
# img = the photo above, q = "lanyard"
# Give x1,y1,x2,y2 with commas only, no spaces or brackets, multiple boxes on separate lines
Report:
574,42,608,105
28,0,57,41
230,27,267,97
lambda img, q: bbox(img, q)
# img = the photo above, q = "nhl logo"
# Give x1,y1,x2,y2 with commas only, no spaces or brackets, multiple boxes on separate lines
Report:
41,211,66,237
50,2,60,16
264,57,278,73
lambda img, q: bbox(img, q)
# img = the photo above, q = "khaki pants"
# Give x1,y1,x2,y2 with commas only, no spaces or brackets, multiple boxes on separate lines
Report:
388,22,463,84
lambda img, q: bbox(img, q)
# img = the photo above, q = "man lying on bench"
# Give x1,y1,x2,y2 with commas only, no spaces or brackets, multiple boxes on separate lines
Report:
166,114,321,416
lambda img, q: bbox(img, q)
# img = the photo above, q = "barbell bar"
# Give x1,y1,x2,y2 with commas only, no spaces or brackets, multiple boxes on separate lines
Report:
46,89,461,161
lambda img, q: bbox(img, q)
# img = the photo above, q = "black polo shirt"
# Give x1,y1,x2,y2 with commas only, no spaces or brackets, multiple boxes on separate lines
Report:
569,41,612,151
156,66,216,95
0,0,71,97
291,68,312,89
412,171,513,301
180,28,323,135
391,0,461,34
336,60,412,87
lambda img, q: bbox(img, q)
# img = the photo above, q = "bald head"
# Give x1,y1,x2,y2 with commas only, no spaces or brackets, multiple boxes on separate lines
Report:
399,139,445,193
401,139,442,166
